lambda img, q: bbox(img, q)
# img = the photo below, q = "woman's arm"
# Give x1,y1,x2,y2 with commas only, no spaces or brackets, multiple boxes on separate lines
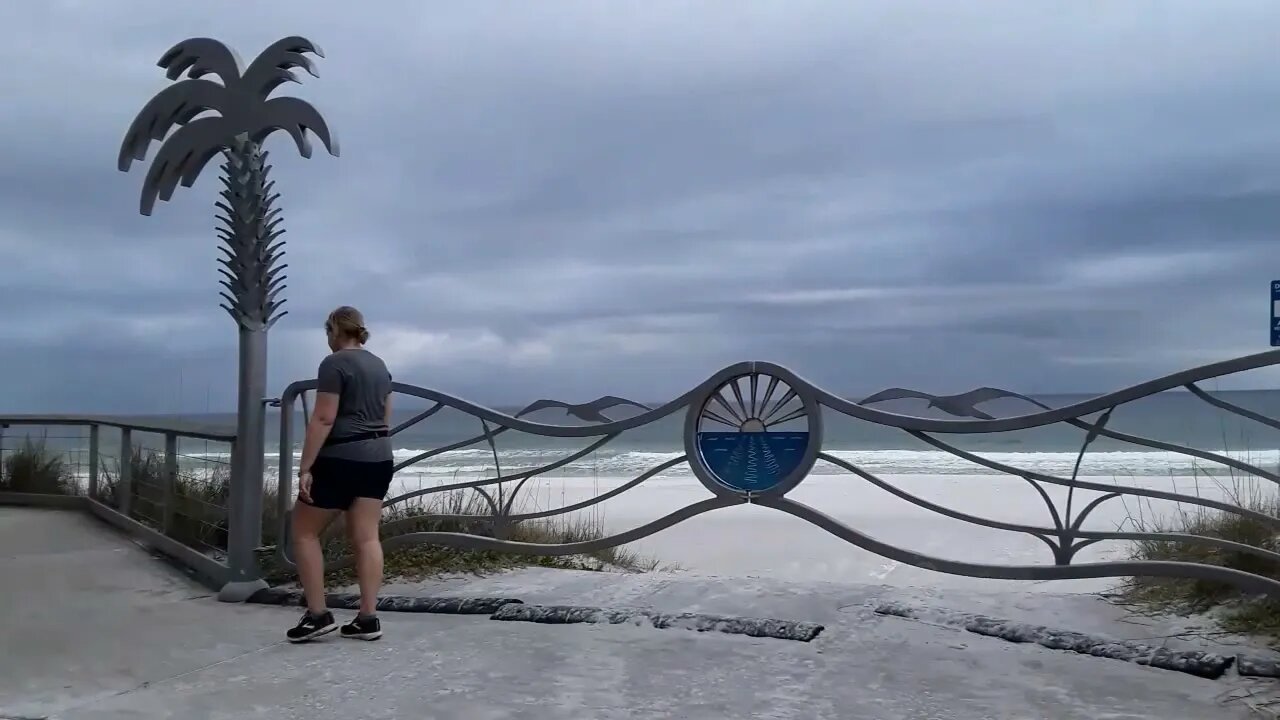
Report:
299,357,343,479
298,391,339,476
383,392,393,430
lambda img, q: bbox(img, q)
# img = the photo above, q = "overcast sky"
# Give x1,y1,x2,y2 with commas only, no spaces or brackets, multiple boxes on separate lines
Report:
2,1,1279,413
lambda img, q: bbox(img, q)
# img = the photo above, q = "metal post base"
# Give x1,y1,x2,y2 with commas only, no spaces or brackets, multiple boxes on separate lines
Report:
217,578,269,603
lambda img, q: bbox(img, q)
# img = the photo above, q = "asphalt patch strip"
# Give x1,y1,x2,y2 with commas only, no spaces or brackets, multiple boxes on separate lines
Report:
1235,654,1280,678
245,588,824,642
874,601,1275,680
489,603,825,642
247,587,521,615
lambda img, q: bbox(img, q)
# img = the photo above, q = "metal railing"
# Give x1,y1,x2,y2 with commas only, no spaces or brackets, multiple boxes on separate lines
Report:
272,349,1280,597
0,416,240,590
8,347,1280,601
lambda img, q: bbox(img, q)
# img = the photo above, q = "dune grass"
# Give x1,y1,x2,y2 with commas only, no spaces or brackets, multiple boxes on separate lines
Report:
2,438,658,583
1118,459,1280,642
0,437,78,496
273,488,661,586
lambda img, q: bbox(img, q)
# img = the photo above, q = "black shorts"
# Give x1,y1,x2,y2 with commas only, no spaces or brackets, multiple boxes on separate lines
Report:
303,456,394,511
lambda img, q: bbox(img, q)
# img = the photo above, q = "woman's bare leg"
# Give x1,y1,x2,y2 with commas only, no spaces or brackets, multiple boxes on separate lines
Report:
292,502,338,615
346,498,384,616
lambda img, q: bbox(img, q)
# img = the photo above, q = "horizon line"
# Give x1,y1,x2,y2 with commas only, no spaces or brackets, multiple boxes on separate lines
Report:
65,385,1280,418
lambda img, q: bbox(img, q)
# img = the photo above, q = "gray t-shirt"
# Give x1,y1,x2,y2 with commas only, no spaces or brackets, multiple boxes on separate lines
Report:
315,348,394,462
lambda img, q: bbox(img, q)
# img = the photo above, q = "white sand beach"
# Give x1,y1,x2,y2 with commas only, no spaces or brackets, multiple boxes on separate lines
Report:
390,470,1246,593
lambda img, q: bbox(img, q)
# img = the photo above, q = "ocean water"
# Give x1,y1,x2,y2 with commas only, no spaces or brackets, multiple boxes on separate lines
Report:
9,389,1280,484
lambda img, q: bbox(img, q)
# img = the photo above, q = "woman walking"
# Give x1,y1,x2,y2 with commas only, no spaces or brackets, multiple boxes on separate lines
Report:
287,306,395,643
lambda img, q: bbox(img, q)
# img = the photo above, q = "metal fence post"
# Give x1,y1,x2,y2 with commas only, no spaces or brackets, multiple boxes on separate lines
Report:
118,428,132,516
87,424,99,499
162,432,178,534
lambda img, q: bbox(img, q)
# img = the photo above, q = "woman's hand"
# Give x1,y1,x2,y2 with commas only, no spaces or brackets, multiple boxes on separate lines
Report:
297,470,313,504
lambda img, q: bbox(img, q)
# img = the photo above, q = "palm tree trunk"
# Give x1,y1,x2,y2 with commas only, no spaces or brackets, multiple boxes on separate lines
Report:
216,134,287,600
226,323,268,592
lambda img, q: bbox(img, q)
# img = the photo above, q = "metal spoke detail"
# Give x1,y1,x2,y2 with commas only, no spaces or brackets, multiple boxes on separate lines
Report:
767,407,807,428
693,372,813,436
728,380,748,419
758,376,779,421
763,389,798,424
711,393,745,425
701,408,738,428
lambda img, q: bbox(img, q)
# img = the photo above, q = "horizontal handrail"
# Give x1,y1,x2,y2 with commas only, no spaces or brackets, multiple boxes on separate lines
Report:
0,414,236,442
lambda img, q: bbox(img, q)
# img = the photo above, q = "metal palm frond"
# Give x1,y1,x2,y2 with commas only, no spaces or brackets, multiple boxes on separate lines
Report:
241,36,325,96
118,35,339,216
117,80,227,173
247,97,338,160
158,37,245,84
118,38,243,178
140,117,237,210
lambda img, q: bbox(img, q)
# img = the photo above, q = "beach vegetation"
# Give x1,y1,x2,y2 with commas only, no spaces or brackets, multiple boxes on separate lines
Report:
1119,460,1280,644
0,437,78,495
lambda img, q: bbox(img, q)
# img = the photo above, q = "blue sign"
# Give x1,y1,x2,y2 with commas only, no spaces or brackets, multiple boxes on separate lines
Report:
1272,282,1280,347
697,431,809,493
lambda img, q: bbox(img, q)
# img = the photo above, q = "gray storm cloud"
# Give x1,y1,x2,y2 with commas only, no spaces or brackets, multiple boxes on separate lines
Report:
1,1,1278,413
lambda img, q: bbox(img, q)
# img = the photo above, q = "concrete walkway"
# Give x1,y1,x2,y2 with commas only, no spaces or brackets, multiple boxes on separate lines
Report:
0,507,1271,719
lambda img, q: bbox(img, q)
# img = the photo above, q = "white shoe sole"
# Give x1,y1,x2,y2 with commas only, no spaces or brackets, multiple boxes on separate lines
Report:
341,630,383,641
287,623,338,643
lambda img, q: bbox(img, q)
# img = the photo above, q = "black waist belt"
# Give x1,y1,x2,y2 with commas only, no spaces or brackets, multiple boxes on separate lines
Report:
323,430,389,448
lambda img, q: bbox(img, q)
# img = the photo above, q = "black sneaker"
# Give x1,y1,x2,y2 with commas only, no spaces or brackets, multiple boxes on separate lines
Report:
340,614,383,641
286,610,337,643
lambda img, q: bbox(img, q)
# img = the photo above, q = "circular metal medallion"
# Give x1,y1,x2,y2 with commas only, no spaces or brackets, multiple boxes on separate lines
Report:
684,368,821,497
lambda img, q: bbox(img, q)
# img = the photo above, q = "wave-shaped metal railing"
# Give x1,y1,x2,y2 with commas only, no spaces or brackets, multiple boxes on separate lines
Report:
273,349,1280,596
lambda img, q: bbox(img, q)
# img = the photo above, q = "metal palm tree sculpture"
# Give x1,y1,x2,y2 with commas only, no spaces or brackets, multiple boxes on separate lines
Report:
117,36,338,600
